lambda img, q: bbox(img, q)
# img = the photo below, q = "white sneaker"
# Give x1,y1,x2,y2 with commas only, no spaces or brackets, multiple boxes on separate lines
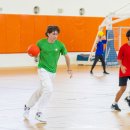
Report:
23,105,30,119
35,112,47,123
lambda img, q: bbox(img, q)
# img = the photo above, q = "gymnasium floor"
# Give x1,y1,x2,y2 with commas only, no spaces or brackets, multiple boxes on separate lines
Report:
0,65,130,130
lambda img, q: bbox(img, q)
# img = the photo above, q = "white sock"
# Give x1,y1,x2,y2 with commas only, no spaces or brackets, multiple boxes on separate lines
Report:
113,102,118,105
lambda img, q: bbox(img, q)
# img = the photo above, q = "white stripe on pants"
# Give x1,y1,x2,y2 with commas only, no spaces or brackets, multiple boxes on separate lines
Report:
26,68,56,113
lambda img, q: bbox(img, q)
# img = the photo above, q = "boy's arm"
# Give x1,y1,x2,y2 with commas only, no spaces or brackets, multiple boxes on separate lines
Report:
64,54,72,78
118,59,127,74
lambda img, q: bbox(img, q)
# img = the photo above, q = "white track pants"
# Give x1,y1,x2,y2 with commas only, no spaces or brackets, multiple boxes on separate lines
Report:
26,68,56,113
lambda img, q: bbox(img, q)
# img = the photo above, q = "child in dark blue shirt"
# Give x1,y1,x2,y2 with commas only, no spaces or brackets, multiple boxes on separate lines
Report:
90,34,109,74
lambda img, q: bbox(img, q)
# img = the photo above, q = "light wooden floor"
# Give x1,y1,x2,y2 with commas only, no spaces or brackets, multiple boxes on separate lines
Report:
0,65,130,130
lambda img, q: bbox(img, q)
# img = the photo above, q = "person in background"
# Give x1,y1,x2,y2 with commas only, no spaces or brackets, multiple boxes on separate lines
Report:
90,31,109,74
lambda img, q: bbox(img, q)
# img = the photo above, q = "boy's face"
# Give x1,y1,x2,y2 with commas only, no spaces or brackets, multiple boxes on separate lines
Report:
48,31,59,41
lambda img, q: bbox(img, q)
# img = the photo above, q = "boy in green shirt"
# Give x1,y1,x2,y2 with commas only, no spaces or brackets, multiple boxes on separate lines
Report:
23,26,72,123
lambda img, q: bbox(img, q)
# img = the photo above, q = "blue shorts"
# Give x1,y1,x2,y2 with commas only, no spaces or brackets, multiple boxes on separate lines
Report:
119,76,130,86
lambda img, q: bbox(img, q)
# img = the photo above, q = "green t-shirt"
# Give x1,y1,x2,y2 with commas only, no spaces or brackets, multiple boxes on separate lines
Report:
37,38,67,73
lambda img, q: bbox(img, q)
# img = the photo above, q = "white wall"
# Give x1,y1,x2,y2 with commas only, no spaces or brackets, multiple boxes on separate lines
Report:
0,52,91,67
0,0,129,16
0,0,129,67
0,54,36,67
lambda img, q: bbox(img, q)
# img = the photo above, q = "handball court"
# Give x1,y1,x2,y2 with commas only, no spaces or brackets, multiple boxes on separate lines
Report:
0,65,130,130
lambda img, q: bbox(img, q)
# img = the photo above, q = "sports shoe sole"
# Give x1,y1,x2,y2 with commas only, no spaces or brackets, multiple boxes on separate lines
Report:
35,117,47,124
111,106,121,111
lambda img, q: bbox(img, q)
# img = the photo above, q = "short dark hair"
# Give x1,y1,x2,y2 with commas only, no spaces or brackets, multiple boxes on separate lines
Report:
126,30,130,37
45,25,60,37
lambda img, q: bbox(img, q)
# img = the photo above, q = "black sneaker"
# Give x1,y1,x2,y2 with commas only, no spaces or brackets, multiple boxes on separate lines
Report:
103,71,109,74
111,104,121,111
124,97,130,107
90,71,93,74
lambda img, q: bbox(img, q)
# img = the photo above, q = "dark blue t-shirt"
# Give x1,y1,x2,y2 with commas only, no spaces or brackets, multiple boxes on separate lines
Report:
95,40,107,56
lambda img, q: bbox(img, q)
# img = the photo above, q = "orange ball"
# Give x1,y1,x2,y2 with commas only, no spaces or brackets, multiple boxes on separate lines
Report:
27,44,40,57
